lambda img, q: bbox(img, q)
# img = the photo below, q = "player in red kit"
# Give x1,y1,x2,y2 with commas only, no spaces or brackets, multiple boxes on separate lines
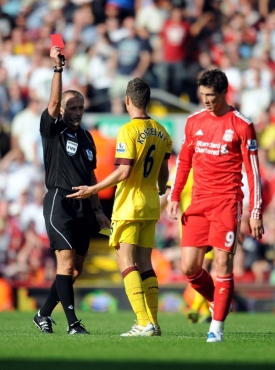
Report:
166,69,264,342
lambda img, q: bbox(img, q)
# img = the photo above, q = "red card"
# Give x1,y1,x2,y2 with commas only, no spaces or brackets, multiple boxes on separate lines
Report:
50,34,65,49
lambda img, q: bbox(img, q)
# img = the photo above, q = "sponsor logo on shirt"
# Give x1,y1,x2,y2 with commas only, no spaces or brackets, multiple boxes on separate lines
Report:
116,142,126,153
66,140,78,156
247,139,258,151
222,129,234,142
195,141,229,156
195,141,220,155
66,133,77,138
195,129,203,136
86,149,93,161
196,141,220,148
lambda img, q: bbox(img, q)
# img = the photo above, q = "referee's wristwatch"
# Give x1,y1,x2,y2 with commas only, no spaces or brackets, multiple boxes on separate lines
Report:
93,205,102,212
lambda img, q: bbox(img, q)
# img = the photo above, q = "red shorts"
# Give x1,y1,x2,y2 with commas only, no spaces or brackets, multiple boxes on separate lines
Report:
181,197,242,254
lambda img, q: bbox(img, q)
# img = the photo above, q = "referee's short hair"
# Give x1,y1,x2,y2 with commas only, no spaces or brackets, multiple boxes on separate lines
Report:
61,90,84,108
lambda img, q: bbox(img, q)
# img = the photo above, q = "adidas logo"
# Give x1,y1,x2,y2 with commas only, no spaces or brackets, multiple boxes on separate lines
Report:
195,129,203,136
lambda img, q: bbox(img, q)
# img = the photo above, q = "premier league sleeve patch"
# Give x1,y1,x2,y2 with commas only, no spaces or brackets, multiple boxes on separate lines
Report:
85,149,93,161
247,139,258,151
116,142,126,153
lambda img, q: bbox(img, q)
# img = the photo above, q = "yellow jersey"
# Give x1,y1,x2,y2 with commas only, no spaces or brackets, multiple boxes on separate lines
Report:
112,118,172,221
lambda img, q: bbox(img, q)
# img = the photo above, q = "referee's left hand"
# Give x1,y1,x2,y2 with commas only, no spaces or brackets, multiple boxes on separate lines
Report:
66,185,97,199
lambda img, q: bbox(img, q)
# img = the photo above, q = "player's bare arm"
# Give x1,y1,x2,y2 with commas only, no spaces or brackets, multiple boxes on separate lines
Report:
88,171,102,206
67,164,132,199
166,201,179,220
48,46,63,119
249,218,264,241
160,187,170,213
87,171,110,229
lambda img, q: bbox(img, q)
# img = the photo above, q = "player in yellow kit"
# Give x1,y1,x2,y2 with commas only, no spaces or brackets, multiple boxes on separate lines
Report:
67,78,172,336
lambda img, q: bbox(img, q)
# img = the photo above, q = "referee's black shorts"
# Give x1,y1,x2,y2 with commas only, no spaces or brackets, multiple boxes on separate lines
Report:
43,188,92,256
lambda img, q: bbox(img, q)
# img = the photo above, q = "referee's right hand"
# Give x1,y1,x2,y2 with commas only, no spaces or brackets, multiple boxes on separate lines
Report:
50,46,62,65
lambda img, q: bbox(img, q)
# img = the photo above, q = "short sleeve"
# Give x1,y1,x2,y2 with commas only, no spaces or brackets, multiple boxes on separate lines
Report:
40,109,60,139
115,125,136,160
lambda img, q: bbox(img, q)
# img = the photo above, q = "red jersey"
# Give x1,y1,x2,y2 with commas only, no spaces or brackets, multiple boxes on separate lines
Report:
170,107,262,219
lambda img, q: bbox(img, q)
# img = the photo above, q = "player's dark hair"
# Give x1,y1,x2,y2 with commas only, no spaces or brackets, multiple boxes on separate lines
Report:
197,69,228,94
126,78,150,108
61,90,84,108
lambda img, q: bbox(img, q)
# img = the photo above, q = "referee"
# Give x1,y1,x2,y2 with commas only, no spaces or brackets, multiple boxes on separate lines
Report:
33,46,110,334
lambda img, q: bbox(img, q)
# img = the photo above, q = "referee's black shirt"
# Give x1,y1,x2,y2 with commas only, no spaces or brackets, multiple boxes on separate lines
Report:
40,109,97,192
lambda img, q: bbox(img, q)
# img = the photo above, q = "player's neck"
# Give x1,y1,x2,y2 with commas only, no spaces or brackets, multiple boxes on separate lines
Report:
210,103,231,117
129,108,150,120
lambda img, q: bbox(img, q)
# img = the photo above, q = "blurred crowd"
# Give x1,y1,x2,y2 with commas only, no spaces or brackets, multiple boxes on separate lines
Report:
1,0,275,295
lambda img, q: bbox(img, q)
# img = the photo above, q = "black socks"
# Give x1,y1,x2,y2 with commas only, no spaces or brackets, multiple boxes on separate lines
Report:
39,279,59,317
55,274,78,325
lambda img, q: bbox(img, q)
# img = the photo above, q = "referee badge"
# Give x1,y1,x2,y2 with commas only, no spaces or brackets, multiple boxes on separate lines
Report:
86,149,93,161
66,140,78,156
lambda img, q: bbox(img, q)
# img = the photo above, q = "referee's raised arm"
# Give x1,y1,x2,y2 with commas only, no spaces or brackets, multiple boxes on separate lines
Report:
48,46,63,119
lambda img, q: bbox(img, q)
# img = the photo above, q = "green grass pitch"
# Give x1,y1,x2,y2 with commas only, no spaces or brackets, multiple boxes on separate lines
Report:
0,311,274,370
